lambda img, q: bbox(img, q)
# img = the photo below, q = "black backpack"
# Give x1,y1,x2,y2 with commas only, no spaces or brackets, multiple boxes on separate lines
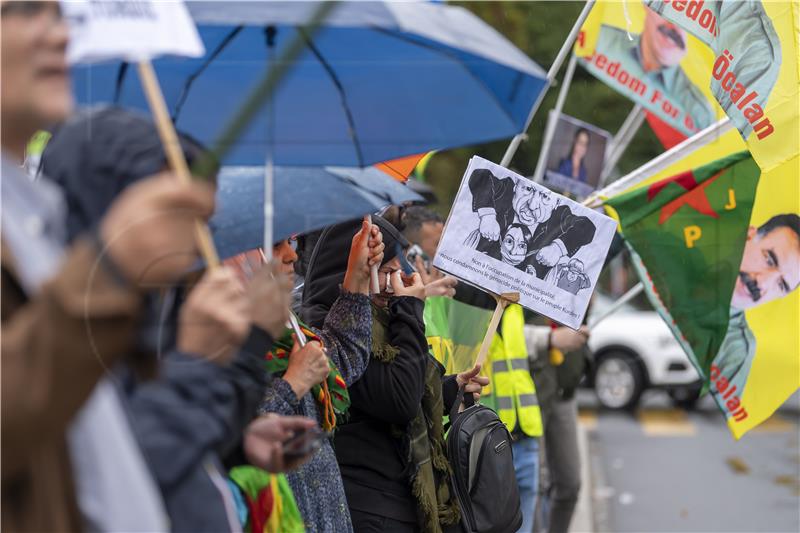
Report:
446,387,522,533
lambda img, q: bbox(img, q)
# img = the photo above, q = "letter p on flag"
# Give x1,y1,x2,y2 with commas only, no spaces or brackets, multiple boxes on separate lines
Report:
684,225,702,248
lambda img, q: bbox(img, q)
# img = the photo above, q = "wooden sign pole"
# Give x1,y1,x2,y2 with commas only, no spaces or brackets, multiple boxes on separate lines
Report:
474,291,520,367
137,60,221,268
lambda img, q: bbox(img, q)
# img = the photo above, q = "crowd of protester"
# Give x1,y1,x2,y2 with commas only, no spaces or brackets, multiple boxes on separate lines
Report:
1,3,591,533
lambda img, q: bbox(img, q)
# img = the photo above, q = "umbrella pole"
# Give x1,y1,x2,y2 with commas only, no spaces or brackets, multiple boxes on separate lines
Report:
263,155,274,260
367,214,380,295
137,60,221,268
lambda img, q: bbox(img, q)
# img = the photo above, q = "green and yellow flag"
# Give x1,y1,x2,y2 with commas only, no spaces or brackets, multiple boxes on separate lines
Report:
606,149,800,439
424,296,493,376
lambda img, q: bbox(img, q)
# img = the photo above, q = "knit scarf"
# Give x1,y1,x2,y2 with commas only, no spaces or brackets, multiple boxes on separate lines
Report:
371,305,461,532
266,323,349,431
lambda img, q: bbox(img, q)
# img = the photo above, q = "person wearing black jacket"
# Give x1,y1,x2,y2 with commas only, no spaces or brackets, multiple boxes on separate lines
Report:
302,216,487,533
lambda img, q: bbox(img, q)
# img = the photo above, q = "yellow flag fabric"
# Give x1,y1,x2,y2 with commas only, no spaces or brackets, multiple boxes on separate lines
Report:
605,129,799,439
574,0,725,136
644,1,800,173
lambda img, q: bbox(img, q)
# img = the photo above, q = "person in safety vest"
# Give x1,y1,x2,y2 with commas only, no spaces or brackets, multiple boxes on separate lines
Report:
481,304,589,533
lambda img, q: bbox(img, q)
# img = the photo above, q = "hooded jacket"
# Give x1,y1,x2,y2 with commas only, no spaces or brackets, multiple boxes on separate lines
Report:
302,216,462,527
302,215,408,329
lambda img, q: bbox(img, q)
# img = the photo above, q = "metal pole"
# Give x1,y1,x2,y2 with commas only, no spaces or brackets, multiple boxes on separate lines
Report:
584,117,733,207
263,153,274,258
532,53,578,182
588,282,644,329
500,0,596,168
599,104,646,186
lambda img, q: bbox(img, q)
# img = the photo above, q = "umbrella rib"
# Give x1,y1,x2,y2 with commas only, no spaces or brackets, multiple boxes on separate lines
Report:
172,26,245,123
371,27,522,131
113,62,130,104
298,28,365,168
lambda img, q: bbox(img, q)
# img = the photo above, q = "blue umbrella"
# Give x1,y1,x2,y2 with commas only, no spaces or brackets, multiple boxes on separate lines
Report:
209,165,423,259
71,1,549,167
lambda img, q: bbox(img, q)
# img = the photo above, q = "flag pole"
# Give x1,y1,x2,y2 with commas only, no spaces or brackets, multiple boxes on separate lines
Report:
584,117,733,208
579,118,733,329
137,60,221,268
588,282,644,330
599,104,646,186
531,53,578,182
500,0,596,168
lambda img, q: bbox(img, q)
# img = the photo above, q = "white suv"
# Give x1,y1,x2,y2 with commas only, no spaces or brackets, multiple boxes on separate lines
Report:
586,293,702,410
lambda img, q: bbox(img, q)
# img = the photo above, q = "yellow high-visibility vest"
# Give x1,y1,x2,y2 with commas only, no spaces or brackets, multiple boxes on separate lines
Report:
484,304,543,437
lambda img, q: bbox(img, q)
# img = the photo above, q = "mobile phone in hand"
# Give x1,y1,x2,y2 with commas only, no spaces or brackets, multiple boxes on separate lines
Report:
282,426,325,461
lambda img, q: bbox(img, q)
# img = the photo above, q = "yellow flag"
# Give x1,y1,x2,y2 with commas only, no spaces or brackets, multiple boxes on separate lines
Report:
574,0,725,137
644,0,800,172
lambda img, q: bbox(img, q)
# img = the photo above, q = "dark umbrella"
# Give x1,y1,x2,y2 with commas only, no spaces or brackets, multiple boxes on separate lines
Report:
209,165,422,259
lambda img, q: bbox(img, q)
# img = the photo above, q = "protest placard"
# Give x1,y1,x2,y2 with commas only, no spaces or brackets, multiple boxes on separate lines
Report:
63,0,204,63
542,111,611,200
434,156,616,329
62,0,218,265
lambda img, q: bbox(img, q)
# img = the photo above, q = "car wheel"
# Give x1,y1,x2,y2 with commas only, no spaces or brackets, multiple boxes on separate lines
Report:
593,352,644,410
668,385,702,410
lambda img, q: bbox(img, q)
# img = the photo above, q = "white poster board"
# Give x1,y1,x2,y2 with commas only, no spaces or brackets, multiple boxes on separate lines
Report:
62,0,204,64
433,156,617,329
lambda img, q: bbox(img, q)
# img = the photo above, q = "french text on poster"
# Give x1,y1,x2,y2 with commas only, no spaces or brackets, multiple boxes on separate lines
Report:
433,156,617,329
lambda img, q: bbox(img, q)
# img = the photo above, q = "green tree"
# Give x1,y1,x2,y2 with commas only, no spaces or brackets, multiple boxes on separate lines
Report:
423,1,663,215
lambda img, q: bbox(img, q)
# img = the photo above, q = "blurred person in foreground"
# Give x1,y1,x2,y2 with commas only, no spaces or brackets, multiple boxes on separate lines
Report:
303,216,487,533
41,106,317,532
0,2,217,531
224,221,385,532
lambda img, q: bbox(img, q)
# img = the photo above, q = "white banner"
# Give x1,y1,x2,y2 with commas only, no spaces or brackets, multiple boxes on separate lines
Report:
63,0,204,64
434,156,616,329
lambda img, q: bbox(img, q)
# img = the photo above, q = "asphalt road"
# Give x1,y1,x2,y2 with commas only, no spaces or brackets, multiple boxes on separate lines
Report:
576,390,800,533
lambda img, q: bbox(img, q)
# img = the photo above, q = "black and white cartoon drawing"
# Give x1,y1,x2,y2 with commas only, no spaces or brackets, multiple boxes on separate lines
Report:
434,156,617,329
547,258,592,294
466,168,597,280
499,223,532,267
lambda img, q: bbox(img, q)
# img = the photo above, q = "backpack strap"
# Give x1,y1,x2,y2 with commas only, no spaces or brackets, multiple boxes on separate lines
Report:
449,384,476,421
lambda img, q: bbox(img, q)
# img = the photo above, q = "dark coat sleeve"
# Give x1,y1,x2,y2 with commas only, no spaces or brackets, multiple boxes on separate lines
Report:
125,327,272,489
441,375,459,415
347,296,428,426
546,205,597,256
